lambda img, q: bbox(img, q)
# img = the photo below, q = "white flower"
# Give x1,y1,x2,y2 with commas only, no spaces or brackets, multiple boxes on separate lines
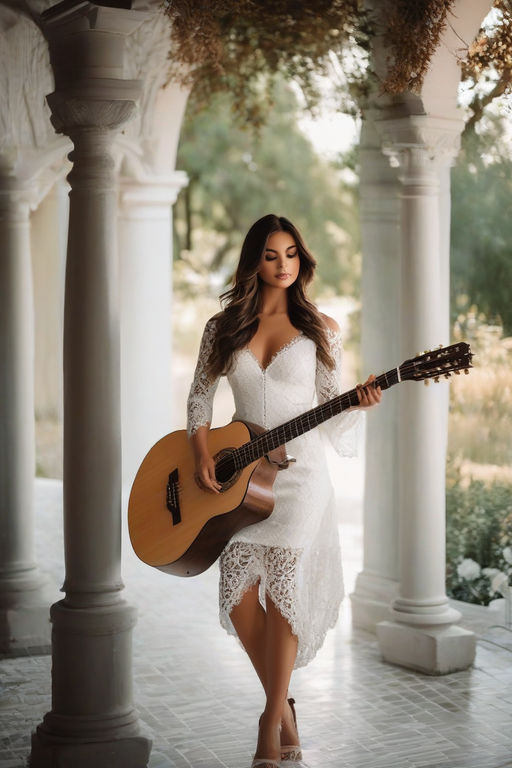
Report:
482,567,500,579
503,546,512,565
491,571,510,596
457,558,481,581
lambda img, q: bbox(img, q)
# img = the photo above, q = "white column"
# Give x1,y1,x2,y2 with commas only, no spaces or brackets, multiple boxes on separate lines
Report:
350,115,401,630
375,116,476,674
0,173,55,654
118,171,187,487
31,3,151,766
31,184,65,423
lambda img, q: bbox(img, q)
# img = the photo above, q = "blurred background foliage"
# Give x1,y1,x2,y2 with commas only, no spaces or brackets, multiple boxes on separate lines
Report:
173,79,361,303
451,114,512,336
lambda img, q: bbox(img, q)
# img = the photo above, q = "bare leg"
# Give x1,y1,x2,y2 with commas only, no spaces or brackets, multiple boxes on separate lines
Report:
230,588,299,762
229,581,268,691
255,594,298,760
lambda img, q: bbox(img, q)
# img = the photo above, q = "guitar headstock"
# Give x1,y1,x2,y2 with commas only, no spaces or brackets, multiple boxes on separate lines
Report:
399,342,473,384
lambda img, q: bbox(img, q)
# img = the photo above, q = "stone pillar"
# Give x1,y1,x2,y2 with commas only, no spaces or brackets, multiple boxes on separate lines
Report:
31,2,152,766
375,116,476,674
118,171,187,487
32,184,65,423
350,114,401,630
0,171,55,655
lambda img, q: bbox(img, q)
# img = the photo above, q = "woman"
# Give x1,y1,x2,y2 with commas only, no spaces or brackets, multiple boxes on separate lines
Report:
187,214,381,768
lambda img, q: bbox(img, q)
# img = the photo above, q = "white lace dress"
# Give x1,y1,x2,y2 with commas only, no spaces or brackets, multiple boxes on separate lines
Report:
187,317,362,668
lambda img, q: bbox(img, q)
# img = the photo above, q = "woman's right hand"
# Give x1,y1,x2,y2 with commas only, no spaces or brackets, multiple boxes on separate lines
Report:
190,425,221,494
194,452,222,494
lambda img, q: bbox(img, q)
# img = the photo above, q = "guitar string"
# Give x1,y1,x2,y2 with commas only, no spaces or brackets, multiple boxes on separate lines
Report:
214,348,471,477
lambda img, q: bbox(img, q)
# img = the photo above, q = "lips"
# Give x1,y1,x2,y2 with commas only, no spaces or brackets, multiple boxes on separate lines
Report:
276,273,290,279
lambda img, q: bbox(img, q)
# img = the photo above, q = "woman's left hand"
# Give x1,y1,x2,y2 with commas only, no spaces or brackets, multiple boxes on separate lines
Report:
356,374,382,409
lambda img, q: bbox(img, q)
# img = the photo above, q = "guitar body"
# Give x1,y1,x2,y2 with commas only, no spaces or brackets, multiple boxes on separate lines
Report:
128,421,279,577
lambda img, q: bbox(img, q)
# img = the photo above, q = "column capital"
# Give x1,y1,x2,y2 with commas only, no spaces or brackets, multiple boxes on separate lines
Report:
0,169,47,218
47,91,138,137
376,115,465,187
119,170,189,211
42,0,148,138
42,1,151,90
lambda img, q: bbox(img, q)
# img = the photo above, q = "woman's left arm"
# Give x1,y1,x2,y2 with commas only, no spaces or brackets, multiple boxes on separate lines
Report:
315,319,381,457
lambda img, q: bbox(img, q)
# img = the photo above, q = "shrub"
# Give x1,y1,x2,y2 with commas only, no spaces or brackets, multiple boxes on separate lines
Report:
446,467,512,605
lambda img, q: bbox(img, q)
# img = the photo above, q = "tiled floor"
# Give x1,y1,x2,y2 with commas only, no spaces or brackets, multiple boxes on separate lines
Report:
1,478,511,768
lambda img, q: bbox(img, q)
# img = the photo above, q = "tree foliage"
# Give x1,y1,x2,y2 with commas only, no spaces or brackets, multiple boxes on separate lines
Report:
451,115,512,335
462,0,512,134
174,80,360,301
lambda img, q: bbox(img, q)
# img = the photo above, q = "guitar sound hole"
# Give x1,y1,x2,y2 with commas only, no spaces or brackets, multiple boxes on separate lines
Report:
214,448,241,491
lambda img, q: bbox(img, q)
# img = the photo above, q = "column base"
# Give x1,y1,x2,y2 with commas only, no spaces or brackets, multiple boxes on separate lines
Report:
349,571,400,632
30,599,152,766
30,731,151,768
376,620,476,675
0,569,56,657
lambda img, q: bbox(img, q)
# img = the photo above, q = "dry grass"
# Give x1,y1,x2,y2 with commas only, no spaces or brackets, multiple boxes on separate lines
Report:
448,309,512,473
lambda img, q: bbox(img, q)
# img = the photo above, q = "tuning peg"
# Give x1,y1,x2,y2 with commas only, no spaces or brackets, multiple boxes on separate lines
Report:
434,376,440,383
424,379,430,386
464,369,470,375
438,344,443,349
444,373,451,379
454,370,460,375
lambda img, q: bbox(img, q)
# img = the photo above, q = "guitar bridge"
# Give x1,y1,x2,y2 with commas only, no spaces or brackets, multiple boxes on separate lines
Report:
166,468,181,525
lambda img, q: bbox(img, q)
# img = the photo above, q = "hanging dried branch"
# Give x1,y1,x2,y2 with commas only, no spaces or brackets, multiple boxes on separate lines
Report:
163,0,511,125
462,0,512,131
380,0,456,93
163,0,369,124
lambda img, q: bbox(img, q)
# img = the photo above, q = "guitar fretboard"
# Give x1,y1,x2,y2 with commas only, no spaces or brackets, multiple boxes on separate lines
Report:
234,368,398,470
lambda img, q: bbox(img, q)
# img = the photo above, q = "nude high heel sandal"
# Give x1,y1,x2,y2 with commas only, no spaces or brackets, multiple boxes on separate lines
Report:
280,697,303,762
251,761,281,768
252,714,281,768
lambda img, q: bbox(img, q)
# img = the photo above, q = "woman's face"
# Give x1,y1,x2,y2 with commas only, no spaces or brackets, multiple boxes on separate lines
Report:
258,230,300,289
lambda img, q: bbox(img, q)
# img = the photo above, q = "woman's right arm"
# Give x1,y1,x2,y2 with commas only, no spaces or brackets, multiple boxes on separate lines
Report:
189,425,221,494
186,318,222,494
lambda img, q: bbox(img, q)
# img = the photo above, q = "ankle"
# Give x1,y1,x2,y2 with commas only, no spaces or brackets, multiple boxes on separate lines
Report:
260,709,281,729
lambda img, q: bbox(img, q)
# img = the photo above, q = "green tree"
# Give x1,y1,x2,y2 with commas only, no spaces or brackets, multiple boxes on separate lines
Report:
174,80,360,300
451,115,512,335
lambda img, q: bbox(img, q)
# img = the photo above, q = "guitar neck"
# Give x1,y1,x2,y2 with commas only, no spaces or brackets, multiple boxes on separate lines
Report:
235,367,399,469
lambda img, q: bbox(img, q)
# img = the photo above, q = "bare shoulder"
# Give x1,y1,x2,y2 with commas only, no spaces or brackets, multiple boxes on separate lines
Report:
320,313,341,334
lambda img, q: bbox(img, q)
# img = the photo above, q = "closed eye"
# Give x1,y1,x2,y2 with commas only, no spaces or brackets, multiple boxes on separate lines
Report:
264,249,298,260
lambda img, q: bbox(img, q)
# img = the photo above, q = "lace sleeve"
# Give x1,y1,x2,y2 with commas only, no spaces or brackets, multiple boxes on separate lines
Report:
315,327,364,458
186,318,221,436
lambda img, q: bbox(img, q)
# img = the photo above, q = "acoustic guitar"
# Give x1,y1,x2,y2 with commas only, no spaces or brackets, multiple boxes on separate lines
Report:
128,342,472,577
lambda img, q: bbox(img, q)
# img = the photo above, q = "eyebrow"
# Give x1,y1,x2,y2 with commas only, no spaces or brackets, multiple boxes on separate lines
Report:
264,245,297,253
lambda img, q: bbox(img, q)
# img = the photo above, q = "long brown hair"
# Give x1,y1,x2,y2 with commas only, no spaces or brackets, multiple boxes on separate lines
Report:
206,214,336,378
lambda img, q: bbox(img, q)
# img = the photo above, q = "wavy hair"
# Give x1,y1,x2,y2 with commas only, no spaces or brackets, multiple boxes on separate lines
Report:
206,214,336,379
